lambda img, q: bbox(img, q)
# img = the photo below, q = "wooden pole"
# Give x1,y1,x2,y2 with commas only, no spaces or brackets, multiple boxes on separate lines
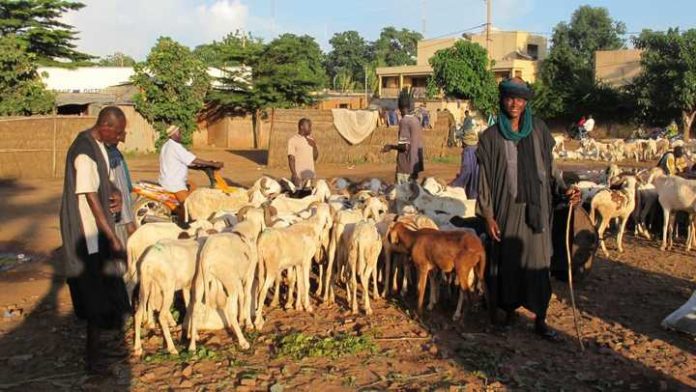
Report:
52,106,57,178
486,0,492,64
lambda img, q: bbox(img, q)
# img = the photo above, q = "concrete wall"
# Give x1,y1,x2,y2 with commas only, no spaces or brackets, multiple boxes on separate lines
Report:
417,37,461,65
594,49,643,87
203,115,271,150
470,30,548,62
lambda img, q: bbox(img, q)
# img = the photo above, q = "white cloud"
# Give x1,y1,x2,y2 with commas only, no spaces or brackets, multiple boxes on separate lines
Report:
63,0,252,60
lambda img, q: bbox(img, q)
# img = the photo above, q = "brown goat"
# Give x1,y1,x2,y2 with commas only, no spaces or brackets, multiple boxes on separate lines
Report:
388,222,486,320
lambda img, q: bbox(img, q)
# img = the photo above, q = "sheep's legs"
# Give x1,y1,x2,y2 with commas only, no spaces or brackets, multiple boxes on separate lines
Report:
254,274,274,330
416,268,429,315
597,216,610,257
661,208,671,251
616,217,629,253
361,268,373,315
427,273,438,311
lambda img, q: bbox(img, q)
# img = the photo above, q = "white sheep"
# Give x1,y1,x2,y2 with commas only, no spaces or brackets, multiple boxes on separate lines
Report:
648,172,696,251
184,187,249,222
186,209,266,351
132,237,205,356
344,221,382,315
590,176,638,256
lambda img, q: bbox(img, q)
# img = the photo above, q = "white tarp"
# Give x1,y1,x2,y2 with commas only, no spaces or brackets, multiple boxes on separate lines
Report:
661,290,696,335
332,108,379,145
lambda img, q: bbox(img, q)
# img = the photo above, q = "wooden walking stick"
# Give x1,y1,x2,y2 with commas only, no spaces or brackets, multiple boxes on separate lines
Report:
565,204,585,351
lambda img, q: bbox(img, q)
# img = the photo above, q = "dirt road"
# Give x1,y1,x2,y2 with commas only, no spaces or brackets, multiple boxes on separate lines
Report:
0,150,694,391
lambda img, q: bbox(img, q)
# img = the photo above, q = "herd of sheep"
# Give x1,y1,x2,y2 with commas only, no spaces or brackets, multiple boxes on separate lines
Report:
125,176,484,356
124,134,696,357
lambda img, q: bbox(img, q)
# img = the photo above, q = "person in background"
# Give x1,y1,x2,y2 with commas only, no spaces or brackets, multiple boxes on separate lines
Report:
59,106,131,373
665,120,679,139
382,91,424,184
106,131,136,245
476,77,580,340
583,114,595,134
658,145,688,175
450,114,480,198
159,125,224,207
288,118,319,188
442,108,457,147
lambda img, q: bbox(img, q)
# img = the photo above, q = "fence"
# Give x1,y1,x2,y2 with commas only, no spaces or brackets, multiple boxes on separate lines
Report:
266,109,453,167
0,116,96,179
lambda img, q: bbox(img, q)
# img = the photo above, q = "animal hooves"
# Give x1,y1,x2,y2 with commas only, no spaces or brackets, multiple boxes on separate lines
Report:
452,314,461,322
239,341,251,350
365,309,373,316
168,349,179,356
133,348,143,357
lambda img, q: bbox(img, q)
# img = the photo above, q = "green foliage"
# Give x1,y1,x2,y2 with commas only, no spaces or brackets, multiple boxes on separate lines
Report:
0,35,54,115
0,0,92,64
537,5,626,121
253,34,327,108
198,32,262,117
632,28,696,139
143,345,221,364
132,37,210,148
327,30,370,89
274,332,377,360
428,40,498,116
97,52,135,67
372,26,423,66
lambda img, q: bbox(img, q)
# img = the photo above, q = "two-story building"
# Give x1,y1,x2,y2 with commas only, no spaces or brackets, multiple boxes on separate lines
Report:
376,29,548,99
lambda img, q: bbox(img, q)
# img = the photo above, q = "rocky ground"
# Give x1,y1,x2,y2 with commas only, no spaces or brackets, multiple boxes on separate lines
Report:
0,150,694,391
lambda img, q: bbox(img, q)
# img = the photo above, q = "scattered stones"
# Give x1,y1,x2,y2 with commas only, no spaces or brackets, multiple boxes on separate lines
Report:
179,379,193,388
181,364,193,378
269,383,285,392
428,345,439,356
239,378,256,387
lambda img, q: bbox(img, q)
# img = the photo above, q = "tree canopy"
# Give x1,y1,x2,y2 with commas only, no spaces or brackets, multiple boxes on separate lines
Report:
97,52,135,67
326,30,370,89
0,34,55,115
632,28,696,141
534,5,626,120
372,27,422,67
0,0,92,64
427,40,498,116
132,37,210,148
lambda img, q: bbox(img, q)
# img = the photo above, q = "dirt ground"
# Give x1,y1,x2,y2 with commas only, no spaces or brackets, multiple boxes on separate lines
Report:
0,149,694,391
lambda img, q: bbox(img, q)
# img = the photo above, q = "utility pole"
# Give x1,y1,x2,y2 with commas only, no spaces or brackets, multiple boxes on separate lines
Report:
421,0,427,36
486,0,492,63
364,65,369,108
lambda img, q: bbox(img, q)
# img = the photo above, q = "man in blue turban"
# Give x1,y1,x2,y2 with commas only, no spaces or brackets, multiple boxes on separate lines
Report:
476,77,580,339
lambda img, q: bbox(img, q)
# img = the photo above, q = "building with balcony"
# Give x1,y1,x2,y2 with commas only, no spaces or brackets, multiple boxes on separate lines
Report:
376,29,547,99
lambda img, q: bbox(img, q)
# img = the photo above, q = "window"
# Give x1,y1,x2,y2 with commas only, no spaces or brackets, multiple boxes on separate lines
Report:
339,103,349,109
527,44,539,60
514,70,522,78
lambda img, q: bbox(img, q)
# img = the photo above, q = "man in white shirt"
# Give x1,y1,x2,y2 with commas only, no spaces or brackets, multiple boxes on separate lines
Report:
584,114,595,133
60,106,131,372
288,118,319,188
159,125,223,204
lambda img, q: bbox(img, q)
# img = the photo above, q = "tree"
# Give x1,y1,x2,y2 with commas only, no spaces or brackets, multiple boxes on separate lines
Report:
536,6,626,120
326,30,370,89
632,28,696,141
97,52,135,67
203,34,325,147
132,37,210,148
0,35,55,115
372,27,423,66
253,34,327,107
427,40,498,116
0,0,92,64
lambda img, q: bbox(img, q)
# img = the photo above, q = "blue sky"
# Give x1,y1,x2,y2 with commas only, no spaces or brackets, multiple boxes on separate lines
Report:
65,0,695,59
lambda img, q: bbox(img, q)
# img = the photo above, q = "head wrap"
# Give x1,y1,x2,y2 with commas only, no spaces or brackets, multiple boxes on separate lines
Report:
497,78,534,142
166,125,180,137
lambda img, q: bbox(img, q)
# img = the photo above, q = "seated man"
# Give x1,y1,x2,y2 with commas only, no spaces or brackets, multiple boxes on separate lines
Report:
159,125,223,205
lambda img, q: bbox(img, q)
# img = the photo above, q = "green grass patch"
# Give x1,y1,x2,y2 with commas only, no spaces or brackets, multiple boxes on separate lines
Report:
143,345,221,364
274,332,377,360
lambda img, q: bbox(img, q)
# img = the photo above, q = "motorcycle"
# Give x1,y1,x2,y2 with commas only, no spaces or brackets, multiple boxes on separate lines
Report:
131,166,241,227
